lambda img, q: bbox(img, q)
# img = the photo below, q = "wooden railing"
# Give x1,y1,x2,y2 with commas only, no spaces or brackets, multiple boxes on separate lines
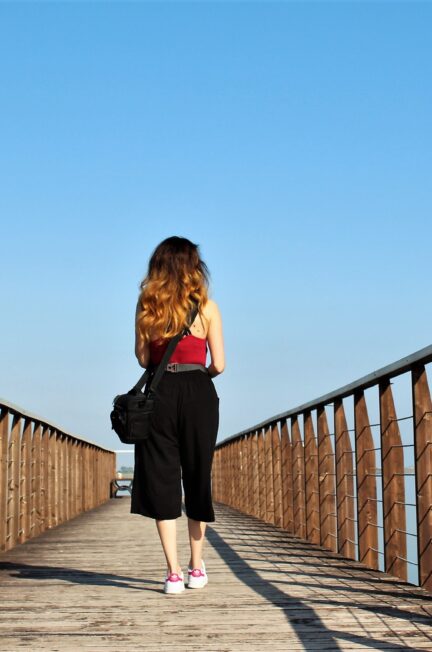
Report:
0,398,116,552
212,344,432,591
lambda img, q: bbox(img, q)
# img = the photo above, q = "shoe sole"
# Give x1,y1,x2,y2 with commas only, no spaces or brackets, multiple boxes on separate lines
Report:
187,577,208,589
164,584,185,594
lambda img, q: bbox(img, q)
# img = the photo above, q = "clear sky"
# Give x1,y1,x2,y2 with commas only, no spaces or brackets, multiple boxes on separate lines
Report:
1,2,431,470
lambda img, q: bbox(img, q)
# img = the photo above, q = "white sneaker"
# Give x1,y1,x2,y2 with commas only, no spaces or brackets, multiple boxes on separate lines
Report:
164,569,185,594
187,560,208,589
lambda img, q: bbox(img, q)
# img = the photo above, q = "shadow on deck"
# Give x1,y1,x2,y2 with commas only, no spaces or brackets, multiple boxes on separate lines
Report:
1,498,432,651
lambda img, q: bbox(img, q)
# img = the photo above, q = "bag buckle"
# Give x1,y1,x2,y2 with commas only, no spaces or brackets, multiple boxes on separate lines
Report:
166,362,178,372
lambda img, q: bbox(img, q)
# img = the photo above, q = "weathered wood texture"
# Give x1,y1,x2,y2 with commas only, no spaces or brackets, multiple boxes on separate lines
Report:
0,401,115,554
212,351,432,593
1,497,432,651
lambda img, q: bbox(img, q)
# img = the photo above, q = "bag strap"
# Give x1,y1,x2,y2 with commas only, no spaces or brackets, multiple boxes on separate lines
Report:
132,301,199,394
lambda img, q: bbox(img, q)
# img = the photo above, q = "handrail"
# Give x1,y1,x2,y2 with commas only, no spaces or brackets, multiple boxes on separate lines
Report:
0,397,113,451
219,343,432,445
212,343,432,592
0,398,116,553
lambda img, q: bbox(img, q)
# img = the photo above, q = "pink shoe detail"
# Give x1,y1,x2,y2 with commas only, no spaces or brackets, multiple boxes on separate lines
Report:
166,572,183,582
188,568,205,577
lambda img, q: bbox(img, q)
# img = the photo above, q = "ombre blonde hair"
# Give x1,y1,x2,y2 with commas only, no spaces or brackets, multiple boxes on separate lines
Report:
136,236,211,343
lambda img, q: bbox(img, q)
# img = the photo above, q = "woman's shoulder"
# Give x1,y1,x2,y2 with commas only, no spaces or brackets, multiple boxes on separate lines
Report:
201,298,219,321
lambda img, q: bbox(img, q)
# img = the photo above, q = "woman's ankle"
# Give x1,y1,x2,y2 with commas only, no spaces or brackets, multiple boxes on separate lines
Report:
188,558,202,569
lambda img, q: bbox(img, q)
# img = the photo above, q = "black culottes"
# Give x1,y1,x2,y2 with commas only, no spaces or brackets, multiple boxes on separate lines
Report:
130,369,220,522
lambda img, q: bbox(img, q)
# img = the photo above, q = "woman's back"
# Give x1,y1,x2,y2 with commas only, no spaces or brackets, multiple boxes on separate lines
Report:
148,300,213,367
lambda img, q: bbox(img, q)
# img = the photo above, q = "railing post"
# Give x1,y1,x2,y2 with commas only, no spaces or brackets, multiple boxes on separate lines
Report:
7,414,21,550
47,428,57,528
412,363,432,591
304,410,320,545
242,435,251,514
251,431,260,518
19,417,32,544
32,423,42,537
291,415,306,539
354,390,379,569
280,418,294,533
317,406,337,552
334,398,355,559
264,424,275,524
379,379,407,581
237,435,247,512
0,409,9,551
257,429,266,521
271,422,283,528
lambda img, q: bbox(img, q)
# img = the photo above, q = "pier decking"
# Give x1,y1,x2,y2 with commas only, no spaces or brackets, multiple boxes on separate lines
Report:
1,497,432,651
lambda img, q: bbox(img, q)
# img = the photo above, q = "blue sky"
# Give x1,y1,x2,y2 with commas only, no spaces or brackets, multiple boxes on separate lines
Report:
1,2,431,469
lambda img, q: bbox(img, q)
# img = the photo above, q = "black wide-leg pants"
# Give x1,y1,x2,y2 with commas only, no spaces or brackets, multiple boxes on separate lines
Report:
130,369,220,522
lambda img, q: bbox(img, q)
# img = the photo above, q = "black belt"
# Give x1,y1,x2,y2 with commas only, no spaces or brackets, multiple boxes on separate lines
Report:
164,363,208,373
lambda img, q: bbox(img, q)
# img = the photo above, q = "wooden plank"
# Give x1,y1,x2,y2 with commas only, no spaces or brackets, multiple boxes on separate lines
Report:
317,406,337,552
0,408,9,551
263,424,275,524
291,415,306,539
6,413,21,550
334,398,356,560
257,429,266,522
354,390,379,569
250,431,260,519
271,422,283,528
412,363,432,591
1,498,432,651
19,417,32,544
379,379,407,581
304,409,320,545
40,425,49,534
280,417,294,533
32,423,42,537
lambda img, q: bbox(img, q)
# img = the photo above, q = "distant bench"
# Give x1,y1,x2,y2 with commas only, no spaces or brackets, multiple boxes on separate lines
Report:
110,472,133,498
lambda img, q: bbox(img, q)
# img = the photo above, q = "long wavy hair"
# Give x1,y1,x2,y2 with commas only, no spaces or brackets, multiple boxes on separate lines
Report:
136,236,211,343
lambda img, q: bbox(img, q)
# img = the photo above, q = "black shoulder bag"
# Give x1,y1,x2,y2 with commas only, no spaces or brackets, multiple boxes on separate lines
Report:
110,302,199,444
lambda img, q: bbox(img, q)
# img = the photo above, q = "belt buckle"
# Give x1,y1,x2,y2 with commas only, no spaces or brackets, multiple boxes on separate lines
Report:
167,362,178,372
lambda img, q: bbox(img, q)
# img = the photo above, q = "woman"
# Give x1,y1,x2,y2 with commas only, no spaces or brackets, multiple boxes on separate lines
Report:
131,236,225,595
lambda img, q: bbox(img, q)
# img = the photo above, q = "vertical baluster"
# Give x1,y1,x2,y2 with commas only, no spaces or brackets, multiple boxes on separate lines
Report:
257,429,266,521
354,390,379,569
48,429,57,528
222,445,227,504
0,408,8,551
41,426,50,531
238,437,244,511
64,436,70,522
280,418,294,534
264,424,275,524
19,418,32,543
228,443,234,508
7,415,21,550
379,379,407,581
31,422,41,539
317,406,337,551
271,422,283,528
77,441,83,514
242,434,250,514
291,415,306,539
304,410,320,545
334,398,355,559
251,431,260,518
412,364,432,591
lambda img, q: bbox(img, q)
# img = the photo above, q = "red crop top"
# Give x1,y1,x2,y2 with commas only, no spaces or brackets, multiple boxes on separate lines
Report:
149,333,208,366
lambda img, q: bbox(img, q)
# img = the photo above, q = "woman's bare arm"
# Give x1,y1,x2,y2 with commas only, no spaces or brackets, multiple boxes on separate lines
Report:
206,299,225,378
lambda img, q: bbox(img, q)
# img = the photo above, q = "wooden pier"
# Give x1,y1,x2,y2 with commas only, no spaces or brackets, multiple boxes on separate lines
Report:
1,496,432,651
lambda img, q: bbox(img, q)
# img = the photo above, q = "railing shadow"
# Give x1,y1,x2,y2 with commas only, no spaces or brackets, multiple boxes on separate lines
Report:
205,502,432,652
